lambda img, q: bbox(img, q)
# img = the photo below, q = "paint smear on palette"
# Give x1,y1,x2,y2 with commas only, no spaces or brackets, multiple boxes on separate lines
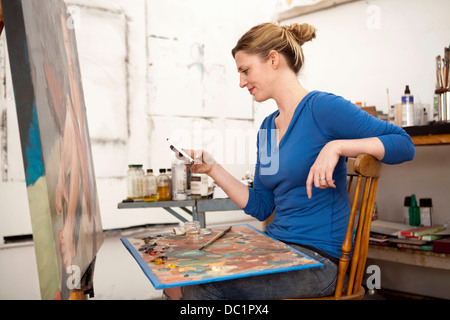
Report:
121,224,322,288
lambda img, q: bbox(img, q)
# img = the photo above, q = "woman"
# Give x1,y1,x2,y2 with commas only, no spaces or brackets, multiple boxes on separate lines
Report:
164,22,415,300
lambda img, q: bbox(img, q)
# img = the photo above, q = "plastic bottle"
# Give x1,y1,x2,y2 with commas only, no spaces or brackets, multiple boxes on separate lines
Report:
388,105,396,124
401,85,414,127
419,198,433,227
403,196,411,225
166,168,172,199
422,108,428,124
127,164,144,200
143,169,158,202
157,168,171,201
186,167,191,197
171,158,187,200
408,194,421,227
433,94,439,121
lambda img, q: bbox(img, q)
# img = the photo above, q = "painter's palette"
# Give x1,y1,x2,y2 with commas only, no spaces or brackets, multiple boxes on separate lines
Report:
121,224,322,289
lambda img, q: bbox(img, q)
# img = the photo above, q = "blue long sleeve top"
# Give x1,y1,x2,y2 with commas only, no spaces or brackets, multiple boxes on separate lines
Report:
243,91,415,259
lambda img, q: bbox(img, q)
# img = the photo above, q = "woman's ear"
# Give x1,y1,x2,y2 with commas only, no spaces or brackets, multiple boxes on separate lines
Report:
268,50,279,69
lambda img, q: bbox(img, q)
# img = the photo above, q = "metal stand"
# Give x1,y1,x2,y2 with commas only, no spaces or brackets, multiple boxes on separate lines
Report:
118,198,241,228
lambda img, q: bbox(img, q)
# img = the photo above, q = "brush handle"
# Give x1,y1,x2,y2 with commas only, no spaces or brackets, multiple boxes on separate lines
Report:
437,70,442,89
446,70,448,88
444,65,448,89
198,226,232,250
437,56,444,89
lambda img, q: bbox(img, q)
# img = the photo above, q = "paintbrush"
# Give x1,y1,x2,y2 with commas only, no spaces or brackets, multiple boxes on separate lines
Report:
386,88,390,110
436,55,443,89
444,47,450,88
198,226,232,251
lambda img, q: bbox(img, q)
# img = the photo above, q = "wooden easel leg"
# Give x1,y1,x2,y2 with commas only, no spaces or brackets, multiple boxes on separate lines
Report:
69,289,87,300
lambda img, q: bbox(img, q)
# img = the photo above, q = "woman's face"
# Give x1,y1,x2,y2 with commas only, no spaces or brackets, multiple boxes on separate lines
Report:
234,50,275,102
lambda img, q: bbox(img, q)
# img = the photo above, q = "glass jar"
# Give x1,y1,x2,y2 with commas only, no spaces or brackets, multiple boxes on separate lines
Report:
127,164,144,199
143,169,158,202
185,221,201,243
157,168,171,201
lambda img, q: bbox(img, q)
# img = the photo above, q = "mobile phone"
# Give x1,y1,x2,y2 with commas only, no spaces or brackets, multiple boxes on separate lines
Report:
166,138,194,164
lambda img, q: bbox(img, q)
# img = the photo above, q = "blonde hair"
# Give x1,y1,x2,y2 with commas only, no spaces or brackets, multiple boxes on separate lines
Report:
232,22,316,74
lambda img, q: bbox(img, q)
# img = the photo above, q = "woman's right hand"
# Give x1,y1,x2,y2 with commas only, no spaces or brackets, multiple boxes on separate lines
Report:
178,149,217,175
179,149,249,208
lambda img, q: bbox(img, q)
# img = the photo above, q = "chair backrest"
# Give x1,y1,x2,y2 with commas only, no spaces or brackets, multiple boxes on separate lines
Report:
334,153,382,298
262,153,382,299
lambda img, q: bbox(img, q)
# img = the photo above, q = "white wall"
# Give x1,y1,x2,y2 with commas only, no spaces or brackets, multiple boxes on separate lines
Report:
285,0,449,114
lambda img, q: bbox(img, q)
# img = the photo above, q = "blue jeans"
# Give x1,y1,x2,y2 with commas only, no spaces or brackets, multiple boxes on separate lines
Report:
181,244,339,300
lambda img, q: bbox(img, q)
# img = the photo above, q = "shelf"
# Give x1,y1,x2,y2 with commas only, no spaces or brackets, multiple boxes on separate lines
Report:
368,245,450,270
403,122,450,146
118,199,195,209
275,0,357,21
410,134,450,146
117,198,239,211
196,199,240,212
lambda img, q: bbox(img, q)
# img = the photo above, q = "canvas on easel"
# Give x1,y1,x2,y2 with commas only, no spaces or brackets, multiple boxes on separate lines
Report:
1,0,103,299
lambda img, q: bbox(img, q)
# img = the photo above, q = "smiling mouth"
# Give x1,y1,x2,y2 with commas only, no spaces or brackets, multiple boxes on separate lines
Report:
249,87,255,95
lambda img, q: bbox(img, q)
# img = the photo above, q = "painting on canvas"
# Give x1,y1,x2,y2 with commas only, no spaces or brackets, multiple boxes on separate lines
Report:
2,0,103,299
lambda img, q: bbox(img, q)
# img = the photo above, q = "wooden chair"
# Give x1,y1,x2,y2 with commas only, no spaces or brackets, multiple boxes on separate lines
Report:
263,153,382,300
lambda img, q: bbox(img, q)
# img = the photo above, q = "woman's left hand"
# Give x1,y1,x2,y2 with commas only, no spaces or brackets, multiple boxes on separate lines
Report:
306,141,340,199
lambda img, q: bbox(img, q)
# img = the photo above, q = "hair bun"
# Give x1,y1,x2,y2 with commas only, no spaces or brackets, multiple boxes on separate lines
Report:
232,22,316,74
285,23,316,46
